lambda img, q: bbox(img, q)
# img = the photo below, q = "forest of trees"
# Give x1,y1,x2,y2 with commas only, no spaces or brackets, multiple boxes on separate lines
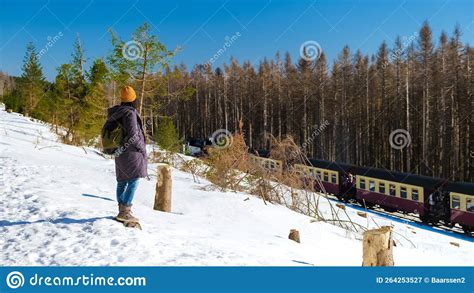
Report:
169,22,472,182
1,21,472,182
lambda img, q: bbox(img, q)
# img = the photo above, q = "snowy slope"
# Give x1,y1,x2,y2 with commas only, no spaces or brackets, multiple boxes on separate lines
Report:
0,104,472,266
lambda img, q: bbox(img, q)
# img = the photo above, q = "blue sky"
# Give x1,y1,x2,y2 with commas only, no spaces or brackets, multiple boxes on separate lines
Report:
1,0,473,80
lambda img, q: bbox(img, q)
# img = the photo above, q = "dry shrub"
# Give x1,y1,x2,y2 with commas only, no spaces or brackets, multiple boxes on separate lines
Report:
181,159,207,183
240,135,309,206
268,135,301,169
247,175,282,204
175,124,363,235
247,135,364,235
203,123,301,205
151,151,183,167
151,149,208,183
205,122,249,191
268,135,316,192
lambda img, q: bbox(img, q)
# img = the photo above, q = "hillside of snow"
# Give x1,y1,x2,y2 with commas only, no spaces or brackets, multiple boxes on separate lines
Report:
0,104,472,266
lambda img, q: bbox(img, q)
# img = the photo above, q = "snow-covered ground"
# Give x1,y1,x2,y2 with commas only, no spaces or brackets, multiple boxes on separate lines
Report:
0,104,472,266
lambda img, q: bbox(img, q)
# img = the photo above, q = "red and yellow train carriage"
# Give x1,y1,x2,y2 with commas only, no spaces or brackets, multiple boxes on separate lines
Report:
246,153,474,233
446,182,474,232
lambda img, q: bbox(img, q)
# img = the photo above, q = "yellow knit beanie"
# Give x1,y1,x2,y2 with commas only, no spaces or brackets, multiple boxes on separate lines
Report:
120,86,136,103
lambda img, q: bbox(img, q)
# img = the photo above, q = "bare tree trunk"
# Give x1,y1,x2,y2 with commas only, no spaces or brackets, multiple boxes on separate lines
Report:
263,78,268,148
138,49,148,117
405,64,411,172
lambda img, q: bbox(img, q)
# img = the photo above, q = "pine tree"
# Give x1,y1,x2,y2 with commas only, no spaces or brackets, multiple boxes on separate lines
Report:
130,23,177,116
70,34,87,102
77,58,109,144
156,116,181,152
20,42,45,116
107,29,134,102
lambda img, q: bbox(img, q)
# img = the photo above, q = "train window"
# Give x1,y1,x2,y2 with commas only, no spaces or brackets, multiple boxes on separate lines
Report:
301,167,307,176
412,189,419,201
389,184,396,196
467,199,474,212
369,181,375,192
451,196,460,210
294,167,301,176
323,172,329,182
316,170,321,179
331,174,337,183
400,186,407,198
310,169,315,177
379,183,386,194
360,179,366,189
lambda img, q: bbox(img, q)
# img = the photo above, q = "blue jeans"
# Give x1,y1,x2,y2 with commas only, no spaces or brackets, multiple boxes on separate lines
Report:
116,179,140,206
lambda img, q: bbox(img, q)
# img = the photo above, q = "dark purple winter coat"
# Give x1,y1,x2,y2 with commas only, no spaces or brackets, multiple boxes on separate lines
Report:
104,104,148,181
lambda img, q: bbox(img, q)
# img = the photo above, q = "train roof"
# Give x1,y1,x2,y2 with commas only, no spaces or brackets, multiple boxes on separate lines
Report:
306,158,351,173
445,181,474,195
251,154,471,192
307,158,448,189
250,149,271,158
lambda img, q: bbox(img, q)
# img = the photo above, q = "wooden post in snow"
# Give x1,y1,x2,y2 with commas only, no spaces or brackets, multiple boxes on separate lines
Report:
154,163,172,212
362,226,394,266
288,229,300,243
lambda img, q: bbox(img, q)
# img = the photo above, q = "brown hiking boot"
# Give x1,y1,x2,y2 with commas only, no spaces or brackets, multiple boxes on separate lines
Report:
115,204,139,222
116,204,127,220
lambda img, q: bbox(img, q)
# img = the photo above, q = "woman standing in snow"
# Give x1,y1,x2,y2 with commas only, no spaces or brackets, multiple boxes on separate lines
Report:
103,86,148,222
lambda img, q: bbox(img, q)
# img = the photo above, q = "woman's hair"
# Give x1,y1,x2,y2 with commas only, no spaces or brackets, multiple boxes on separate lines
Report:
121,100,138,109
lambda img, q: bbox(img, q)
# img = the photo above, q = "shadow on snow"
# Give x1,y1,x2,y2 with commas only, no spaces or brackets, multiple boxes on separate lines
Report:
0,216,113,227
81,193,115,202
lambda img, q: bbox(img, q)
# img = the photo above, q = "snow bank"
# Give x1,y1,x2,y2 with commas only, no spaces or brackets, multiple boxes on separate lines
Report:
0,106,472,266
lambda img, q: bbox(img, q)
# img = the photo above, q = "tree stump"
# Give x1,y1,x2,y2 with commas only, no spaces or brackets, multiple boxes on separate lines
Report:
288,229,300,243
357,211,367,218
336,203,346,210
362,226,394,266
154,163,172,212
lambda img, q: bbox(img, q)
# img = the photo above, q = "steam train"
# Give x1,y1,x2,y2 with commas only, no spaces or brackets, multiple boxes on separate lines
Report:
248,153,474,234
